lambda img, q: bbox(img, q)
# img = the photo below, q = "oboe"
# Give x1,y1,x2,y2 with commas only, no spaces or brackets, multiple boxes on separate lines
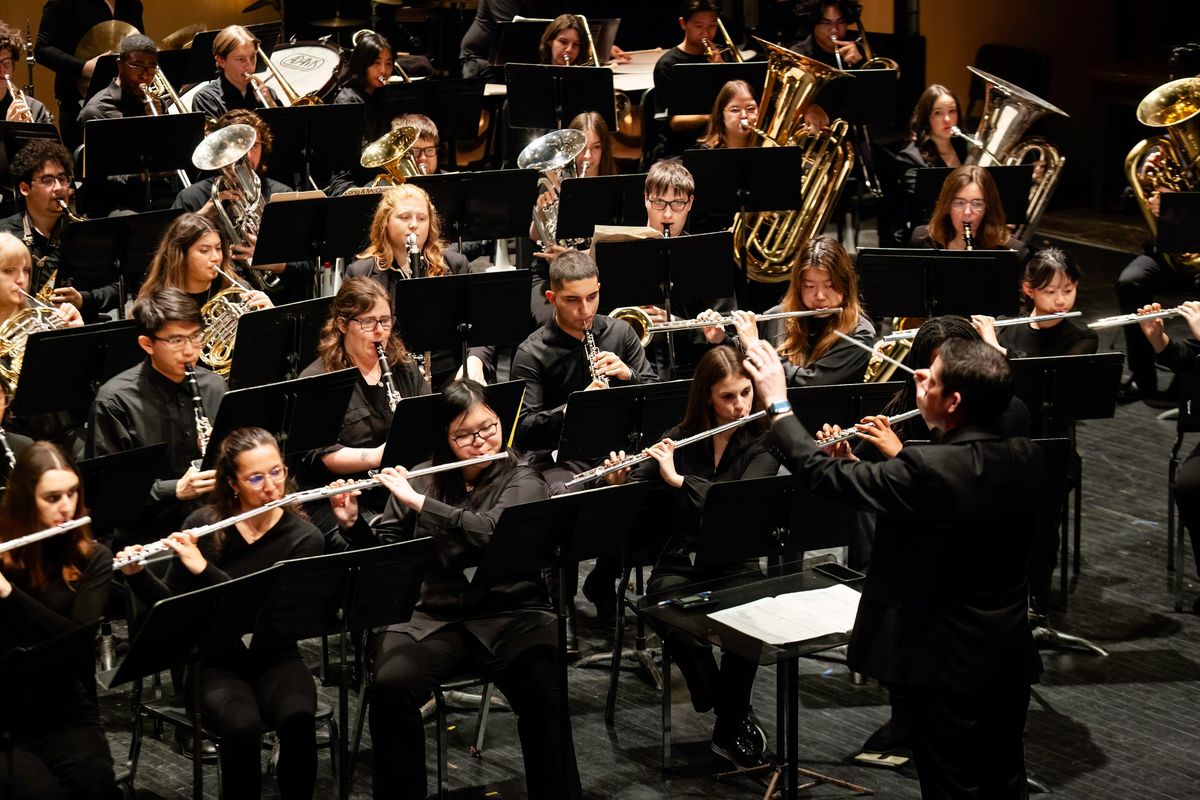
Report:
112,452,509,570
376,342,401,412
564,410,767,488
1,516,91,554
816,409,923,448
0,425,16,471
184,364,213,467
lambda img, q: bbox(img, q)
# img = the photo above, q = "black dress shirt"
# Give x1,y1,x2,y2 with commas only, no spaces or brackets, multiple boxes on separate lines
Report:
757,309,876,386
997,318,1099,358
35,0,144,104
651,46,710,162
77,78,145,122
789,34,862,70
189,74,279,120
0,212,119,320
0,93,54,125
512,313,658,454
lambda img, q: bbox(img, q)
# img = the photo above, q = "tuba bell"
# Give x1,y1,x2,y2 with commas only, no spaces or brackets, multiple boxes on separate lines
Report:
954,67,1068,241
517,128,587,248
361,125,422,185
733,39,855,284
1124,76,1200,271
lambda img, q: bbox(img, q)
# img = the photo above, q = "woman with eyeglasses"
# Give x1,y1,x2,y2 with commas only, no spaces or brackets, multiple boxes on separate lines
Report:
911,164,1014,251
697,80,759,150
115,427,322,800
329,379,581,800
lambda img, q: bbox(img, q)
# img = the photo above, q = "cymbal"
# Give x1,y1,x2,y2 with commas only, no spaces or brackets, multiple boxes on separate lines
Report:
159,23,206,51
74,20,139,60
311,15,368,29
372,0,405,5
242,0,281,12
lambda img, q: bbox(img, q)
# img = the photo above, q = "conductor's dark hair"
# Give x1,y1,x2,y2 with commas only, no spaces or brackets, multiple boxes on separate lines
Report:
549,249,599,290
11,139,72,185
881,315,980,439
680,0,721,20
937,338,1013,426
132,287,203,336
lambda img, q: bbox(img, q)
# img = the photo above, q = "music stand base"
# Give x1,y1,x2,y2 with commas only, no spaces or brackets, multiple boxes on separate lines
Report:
576,646,663,690
715,759,873,798
1032,625,1109,657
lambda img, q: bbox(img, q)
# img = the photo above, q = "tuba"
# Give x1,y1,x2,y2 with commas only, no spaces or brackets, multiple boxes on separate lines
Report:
954,67,1068,242
1124,76,1200,271
361,125,422,185
517,128,587,247
733,39,855,284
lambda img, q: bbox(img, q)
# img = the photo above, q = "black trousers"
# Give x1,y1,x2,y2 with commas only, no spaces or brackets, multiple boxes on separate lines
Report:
646,554,761,722
0,716,114,800
901,683,1031,800
195,649,317,800
1115,253,1196,388
369,619,581,800
1173,444,1200,577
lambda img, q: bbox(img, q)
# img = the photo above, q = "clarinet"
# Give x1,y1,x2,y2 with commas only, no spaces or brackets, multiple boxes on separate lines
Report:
406,233,432,382
583,325,609,388
375,342,402,412
184,364,213,468
0,426,15,472
962,221,974,251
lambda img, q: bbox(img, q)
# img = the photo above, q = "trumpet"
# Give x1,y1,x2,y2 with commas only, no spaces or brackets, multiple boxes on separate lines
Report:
817,409,923,448
111,452,510,570
564,410,767,488
610,307,843,348
881,312,1081,342
3,73,33,122
0,516,91,554
1088,307,1188,329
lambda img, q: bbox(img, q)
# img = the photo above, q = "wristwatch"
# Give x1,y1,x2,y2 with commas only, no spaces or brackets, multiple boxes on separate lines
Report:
765,399,792,418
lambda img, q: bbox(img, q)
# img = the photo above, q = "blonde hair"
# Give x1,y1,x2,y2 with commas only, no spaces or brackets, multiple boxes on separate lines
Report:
213,25,259,59
0,232,31,270
356,185,450,276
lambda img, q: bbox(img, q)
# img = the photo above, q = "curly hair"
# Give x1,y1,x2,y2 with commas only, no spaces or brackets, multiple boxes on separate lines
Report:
11,139,72,186
356,185,450,276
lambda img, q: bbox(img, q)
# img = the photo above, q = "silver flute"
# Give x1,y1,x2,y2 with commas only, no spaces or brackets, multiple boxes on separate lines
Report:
564,410,767,488
816,409,923,447
112,452,509,570
881,311,1082,342
583,325,609,388
1088,307,1185,329
375,342,402,412
1,516,91,554
649,308,842,335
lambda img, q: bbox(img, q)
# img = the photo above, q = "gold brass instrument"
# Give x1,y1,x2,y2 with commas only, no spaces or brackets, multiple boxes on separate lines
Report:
361,125,422,185
253,45,322,107
953,67,1068,241
863,317,918,383
73,20,139,96
191,123,280,296
140,68,187,115
0,292,70,389
518,128,588,247
700,20,743,63
733,39,855,284
3,73,33,122
849,18,898,72
33,199,85,305
198,284,252,375
1124,76,1200,271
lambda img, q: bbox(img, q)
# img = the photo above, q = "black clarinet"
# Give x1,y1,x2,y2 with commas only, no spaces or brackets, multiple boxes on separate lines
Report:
406,233,432,382
184,364,213,469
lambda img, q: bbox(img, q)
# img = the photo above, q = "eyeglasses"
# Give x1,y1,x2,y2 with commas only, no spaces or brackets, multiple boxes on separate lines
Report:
413,146,439,158
242,464,287,489
950,199,986,211
451,420,499,447
32,174,71,188
725,105,757,115
346,315,395,332
122,61,158,74
152,330,205,348
647,197,690,212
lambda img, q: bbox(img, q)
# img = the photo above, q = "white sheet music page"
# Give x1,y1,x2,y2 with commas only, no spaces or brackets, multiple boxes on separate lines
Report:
706,584,862,645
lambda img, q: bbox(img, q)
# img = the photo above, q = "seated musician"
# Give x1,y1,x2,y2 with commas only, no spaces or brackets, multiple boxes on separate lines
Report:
332,30,393,144
696,79,758,149
0,442,115,800
651,0,728,163
189,25,280,120
76,33,159,122
911,164,1016,251
87,289,224,548
346,185,490,388
0,27,53,124
459,0,568,80
974,247,1099,358
539,14,590,65
603,344,777,768
789,0,866,69
115,427,322,800
393,113,442,177
299,278,428,548
0,373,33,483
0,230,82,331
137,211,272,311
709,236,876,385
328,379,581,800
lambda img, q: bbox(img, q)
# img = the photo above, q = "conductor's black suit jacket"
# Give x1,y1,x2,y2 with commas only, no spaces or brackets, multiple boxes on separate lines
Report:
763,414,1045,693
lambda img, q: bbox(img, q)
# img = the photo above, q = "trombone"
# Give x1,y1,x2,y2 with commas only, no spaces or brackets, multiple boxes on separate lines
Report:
245,46,322,108
702,19,743,63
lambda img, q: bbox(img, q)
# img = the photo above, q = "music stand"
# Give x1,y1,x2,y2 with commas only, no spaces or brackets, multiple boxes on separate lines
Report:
392,270,532,370
409,169,538,247
201,369,359,469
76,443,167,540
81,114,206,208
11,320,142,417
912,164,1034,225
257,105,366,190
585,19,622,65
684,145,808,225
0,121,60,208
227,297,332,389
555,173,648,241
855,247,1023,318
379,379,526,469
121,208,186,296
786,381,906,434
252,193,380,265
504,64,616,131
157,48,190,89
815,68,896,125
557,379,692,465
1157,192,1200,252
667,63,770,115
373,78,487,142
1010,353,1124,436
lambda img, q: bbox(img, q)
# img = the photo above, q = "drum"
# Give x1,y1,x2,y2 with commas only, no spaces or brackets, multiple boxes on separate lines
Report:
263,41,344,103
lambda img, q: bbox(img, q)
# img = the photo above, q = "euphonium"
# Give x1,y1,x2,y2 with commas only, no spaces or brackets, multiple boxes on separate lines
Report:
1124,76,1200,271
953,67,1068,241
361,125,422,186
251,45,322,107
733,39,855,284
517,128,587,247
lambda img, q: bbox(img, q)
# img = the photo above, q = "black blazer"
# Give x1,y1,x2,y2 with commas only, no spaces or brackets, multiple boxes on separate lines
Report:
763,414,1045,692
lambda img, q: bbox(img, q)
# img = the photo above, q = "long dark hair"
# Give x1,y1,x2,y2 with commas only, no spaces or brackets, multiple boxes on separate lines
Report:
927,165,1009,249
317,277,413,371
569,111,616,176
0,442,92,592
778,237,865,366
139,212,231,300
881,316,980,440
698,80,757,149
427,380,513,507
908,83,964,165
538,15,591,65
1020,247,1081,314
338,30,391,92
679,345,766,434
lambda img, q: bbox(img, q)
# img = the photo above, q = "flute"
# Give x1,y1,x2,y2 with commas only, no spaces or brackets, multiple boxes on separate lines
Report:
0,516,91,554
649,308,842,335
880,312,1082,343
563,410,767,489
1088,307,1185,329
112,452,509,570
815,409,922,448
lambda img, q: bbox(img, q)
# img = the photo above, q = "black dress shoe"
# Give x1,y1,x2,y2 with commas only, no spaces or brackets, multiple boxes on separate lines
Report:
564,614,580,657
861,718,911,755
175,732,218,761
582,571,617,626
711,716,768,769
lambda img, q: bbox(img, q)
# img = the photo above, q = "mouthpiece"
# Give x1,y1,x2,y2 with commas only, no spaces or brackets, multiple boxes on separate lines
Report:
405,232,418,253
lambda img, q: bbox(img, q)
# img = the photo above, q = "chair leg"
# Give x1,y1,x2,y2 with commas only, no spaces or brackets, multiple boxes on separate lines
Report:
471,682,493,755
349,685,370,781
1059,494,1069,610
326,715,340,784
660,642,672,772
1073,457,1083,575
604,567,633,724
1169,457,1179,576
435,688,449,800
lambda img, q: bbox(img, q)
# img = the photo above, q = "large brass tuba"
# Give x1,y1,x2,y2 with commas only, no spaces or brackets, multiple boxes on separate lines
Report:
517,128,588,247
955,67,1068,241
733,39,854,284
361,125,422,184
1124,76,1200,271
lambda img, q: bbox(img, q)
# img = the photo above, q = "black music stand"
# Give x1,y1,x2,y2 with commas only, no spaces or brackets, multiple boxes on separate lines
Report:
81,114,206,209
409,169,539,247
556,378,693,466
912,164,1035,225
1157,192,1200,253
251,193,380,266
257,105,366,191
490,21,549,67
373,78,487,141
156,48,190,89
82,55,118,103
77,443,167,540
855,247,1023,318
815,68,897,125
786,381,906,433
227,297,332,389
391,270,532,371
504,64,616,131
10,320,142,417
555,173,648,241
668,63,770,115
0,121,59,209
201,369,358,469
101,568,280,800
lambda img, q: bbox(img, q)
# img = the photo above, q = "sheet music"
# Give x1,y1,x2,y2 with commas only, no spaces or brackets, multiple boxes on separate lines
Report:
707,584,862,645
